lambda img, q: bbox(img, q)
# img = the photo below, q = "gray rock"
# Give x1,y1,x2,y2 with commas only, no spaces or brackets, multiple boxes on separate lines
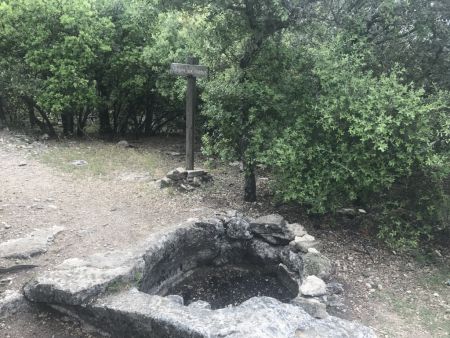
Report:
276,264,300,295
250,214,294,245
247,239,280,265
0,290,28,318
326,294,347,315
86,292,375,338
291,296,328,319
300,276,327,297
188,300,211,310
117,140,130,148
159,177,173,188
0,226,64,259
286,223,307,237
187,169,206,178
191,176,202,187
290,234,321,253
166,167,187,181
280,249,303,273
70,160,88,166
23,248,145,305
166,295,184,305
179,184,194,192
337,208,357,216
303,251,333,280
225,218,253,240
40,133,50,141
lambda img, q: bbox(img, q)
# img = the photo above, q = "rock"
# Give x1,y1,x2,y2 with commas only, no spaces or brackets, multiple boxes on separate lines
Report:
248,239,281,265
70,160,88,166
159,177,173,188
0,290,28,318
191,176,202,187
358,209,367,214
225,218,253,240
187,169,206,178
303,251,333,280
86,292,376,338
326,282,344,295
188,300,211,310
286,223,307,237
39,133,50,141
307,248,320,254
2,222,11,229
23,248,145,305
280,250,303,273
291,296,328,319
337,208,357,216
179,184,194,192
300,276,327,297
166,167,187,181
250,214,294,245
0,226,64,259
291,234,321,253
276,264,300,295
165,295,184,305
117,140,130,148
325,294,347,315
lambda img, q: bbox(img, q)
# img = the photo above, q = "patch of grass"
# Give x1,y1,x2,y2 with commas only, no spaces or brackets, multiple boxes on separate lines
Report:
39,141,162,178
372,267,450,336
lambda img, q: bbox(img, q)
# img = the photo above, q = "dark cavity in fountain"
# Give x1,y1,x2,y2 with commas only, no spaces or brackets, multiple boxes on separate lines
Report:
165,264,297,309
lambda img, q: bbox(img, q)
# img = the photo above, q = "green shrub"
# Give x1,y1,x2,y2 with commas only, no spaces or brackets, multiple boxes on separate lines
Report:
266,38,449,247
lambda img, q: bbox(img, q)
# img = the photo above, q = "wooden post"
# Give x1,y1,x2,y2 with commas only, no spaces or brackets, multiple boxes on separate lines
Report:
185,57,198,170
169,58,208,171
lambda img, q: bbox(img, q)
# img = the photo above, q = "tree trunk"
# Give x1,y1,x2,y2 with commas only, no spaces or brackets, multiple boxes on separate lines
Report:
61,111,74,135
99,107,112,136
0,96,6,126
27,104,45,130
23,96,56,137
244,162,257,202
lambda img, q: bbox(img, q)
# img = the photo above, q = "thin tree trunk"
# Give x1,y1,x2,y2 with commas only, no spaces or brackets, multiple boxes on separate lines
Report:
99,107,112,136
244,162,257,202
23,96,56,137
61,111,74,136
0,96,6,126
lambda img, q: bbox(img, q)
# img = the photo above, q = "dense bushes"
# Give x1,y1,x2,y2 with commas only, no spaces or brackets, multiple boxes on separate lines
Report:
265,40,449,247
0,0,184,137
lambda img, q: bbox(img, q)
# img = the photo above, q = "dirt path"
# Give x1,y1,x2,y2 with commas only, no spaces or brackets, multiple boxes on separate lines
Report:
0,130,448,337
0,131,218,337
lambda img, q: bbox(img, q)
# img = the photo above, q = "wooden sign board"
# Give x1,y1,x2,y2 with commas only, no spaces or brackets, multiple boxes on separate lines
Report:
170,63,208,78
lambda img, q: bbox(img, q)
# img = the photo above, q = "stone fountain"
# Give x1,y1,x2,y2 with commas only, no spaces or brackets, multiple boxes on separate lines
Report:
23,213,376,337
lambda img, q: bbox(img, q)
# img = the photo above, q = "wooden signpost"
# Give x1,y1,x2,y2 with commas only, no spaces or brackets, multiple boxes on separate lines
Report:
170,57,208,170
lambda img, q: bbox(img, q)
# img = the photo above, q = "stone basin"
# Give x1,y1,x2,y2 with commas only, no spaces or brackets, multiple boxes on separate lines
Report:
23,215,376,337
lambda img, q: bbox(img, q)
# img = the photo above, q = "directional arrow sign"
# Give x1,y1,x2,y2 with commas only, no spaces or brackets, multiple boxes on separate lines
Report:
170,63,208,78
